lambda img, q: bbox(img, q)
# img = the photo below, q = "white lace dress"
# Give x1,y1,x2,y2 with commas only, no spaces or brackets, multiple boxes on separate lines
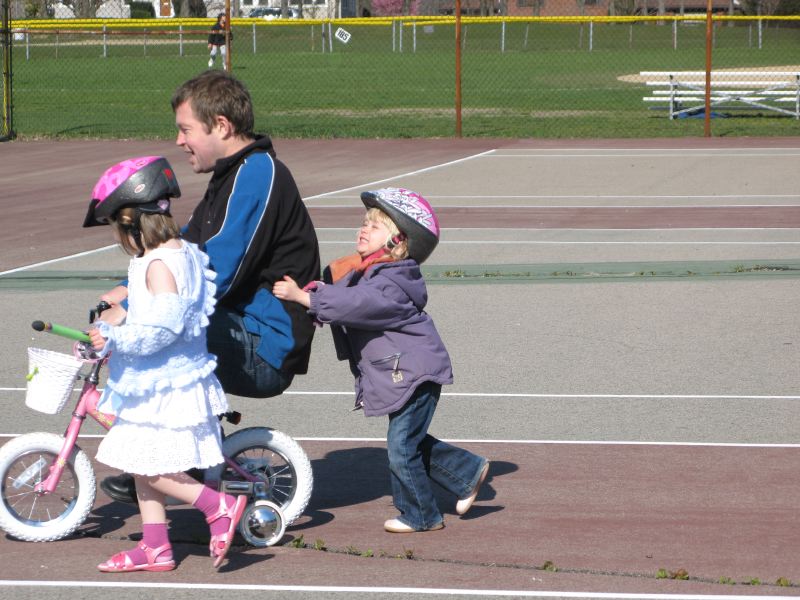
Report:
94,241,229,476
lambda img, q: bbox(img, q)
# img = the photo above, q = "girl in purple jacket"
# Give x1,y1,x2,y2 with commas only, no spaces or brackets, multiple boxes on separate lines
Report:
274,188,489,533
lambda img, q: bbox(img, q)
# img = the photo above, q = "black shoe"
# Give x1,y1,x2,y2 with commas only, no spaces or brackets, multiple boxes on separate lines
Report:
100,473,138,504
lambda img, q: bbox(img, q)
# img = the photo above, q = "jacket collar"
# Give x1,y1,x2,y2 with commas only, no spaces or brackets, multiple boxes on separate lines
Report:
211,135,276,180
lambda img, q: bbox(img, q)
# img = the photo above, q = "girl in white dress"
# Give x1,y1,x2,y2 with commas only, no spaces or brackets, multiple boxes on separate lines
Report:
84,156,246,572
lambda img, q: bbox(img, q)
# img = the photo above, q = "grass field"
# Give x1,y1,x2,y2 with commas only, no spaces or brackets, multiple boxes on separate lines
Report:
8,18,800,138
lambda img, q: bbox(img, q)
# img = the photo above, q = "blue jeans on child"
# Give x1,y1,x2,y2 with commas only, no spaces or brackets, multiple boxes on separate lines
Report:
386,381,487,531
208,306,292,399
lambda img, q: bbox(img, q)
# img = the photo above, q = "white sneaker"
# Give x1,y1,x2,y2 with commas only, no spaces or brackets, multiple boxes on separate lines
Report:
208,58,214,68
456,461,489,515
383,518,443,533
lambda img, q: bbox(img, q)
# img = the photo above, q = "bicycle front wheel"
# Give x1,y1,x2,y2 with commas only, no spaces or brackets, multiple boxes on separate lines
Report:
0,432,96,542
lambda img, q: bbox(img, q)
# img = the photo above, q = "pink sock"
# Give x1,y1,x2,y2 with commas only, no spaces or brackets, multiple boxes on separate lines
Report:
193,485,234,537
125,523,172,564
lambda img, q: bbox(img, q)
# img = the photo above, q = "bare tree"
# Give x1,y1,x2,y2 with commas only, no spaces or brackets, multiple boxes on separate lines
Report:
71,0,104,18
23,0,49,17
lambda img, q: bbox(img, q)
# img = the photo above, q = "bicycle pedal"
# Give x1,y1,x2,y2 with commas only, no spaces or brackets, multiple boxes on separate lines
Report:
220,480,253,495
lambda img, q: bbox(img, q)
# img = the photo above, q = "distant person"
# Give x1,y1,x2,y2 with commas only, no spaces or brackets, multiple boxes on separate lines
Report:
96,71,321,505
208,14,231,70
84,156,246,571
273,188,489,533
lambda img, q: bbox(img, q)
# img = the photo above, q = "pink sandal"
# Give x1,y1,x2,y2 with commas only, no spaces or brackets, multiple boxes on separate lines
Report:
207,494,247,568
97,541,176,573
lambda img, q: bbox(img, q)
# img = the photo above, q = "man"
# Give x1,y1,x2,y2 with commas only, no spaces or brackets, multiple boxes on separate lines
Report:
101,70,321,503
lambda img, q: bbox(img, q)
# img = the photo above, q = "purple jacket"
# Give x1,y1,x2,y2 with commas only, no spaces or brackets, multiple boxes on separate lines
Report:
308,259,453,416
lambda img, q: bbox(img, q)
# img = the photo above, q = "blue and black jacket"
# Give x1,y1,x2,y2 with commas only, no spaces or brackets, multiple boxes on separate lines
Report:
183,136,321,376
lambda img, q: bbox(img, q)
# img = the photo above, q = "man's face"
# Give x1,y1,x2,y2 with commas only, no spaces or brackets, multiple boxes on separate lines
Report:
175,101,223,174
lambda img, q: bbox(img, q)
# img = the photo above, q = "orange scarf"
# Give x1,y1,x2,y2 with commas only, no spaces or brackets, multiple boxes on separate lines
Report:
327,252,396,283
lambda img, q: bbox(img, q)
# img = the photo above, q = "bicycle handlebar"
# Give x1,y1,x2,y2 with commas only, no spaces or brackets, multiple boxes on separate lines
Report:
31,321,92,343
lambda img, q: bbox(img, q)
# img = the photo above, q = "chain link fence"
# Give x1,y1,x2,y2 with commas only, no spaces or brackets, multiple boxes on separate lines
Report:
4,11,800,139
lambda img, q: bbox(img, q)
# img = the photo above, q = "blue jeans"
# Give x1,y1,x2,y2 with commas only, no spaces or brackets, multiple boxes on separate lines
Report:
207,306,292,398
386,381,487,531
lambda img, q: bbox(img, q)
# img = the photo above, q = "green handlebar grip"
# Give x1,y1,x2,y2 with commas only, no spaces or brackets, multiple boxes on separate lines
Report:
31,321,91,343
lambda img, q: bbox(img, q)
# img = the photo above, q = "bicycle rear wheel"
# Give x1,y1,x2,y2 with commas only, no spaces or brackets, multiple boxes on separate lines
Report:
0,432,96,542
206,427,312,528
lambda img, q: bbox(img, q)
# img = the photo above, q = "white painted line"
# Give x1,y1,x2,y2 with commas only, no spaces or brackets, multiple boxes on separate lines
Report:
435,240,800,245
2,388,800,400
0,244,118,276
485,151,800,158
303,149,497,200
1,150,495,276
310,195,800,201
305,203,800,209
0,580,795,599
291,438,800,448
0,432,798,448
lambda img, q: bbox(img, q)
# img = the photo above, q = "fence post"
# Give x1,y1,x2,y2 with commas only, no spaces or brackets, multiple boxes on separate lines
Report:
413,21,416,52
501,20,505,52
455,0,462,137
328,21,333,53
523,23,529,49
703,1,713,137
252,22,256,54
589,20,593,51
0,0,14,141
758,18,762,49
399,20,403,52
179,24,183,56
103,24,108,57
672,19,676,50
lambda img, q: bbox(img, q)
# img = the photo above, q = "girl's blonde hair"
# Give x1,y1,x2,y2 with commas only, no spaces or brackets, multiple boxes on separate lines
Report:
111,208,181,256
366,207,409,260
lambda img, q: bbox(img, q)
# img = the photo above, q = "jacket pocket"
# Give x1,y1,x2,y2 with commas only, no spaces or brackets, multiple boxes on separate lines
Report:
370,352,405,384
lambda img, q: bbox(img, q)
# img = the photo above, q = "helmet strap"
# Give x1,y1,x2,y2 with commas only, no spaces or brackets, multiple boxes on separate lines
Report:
130,208,149,257
385,233,406,251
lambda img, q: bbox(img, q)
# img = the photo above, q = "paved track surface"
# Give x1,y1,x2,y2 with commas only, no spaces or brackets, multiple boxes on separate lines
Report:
1,137,800,600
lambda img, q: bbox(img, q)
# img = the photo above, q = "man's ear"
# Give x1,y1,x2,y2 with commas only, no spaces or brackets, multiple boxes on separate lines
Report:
213,115,236,139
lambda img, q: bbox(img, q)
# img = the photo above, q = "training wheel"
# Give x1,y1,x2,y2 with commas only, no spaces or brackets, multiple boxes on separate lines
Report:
239,499,286,547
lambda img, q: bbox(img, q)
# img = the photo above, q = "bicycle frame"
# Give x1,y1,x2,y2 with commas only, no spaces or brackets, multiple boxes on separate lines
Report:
34,348,113,495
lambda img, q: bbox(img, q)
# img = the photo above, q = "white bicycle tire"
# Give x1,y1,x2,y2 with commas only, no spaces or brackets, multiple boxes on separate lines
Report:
0,432,96,542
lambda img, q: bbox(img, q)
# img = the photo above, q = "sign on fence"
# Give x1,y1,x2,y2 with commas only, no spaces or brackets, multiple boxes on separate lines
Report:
334,27,351,44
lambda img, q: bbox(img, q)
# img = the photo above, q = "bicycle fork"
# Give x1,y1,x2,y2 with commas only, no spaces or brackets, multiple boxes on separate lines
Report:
34,361,114,495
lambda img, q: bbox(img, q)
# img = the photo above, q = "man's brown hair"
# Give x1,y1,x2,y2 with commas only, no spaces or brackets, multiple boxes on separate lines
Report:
171,70,255,138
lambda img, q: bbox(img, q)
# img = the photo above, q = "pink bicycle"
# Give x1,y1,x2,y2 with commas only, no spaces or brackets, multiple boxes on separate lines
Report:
0,311,312,547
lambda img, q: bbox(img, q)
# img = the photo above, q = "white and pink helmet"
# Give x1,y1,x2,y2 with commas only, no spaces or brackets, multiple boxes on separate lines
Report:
83,156,181,227
361,187,440,264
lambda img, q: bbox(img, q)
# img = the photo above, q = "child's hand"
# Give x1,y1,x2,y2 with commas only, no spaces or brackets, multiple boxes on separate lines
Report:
87,328,107,352
273,276,311,308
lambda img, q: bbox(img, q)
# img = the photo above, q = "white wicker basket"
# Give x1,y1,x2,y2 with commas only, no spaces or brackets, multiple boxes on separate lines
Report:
25,347,83,415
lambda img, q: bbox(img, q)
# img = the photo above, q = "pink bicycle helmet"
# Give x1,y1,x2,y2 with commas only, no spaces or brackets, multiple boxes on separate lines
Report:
361,187,440,263
83,156,181,227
